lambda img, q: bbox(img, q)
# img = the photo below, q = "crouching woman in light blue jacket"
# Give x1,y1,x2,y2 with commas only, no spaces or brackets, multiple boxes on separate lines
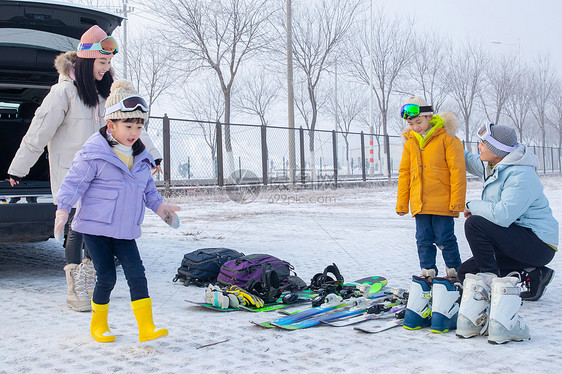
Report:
458,123,558,302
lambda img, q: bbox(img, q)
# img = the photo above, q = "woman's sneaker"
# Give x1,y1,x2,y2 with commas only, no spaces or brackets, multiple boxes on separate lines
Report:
520,266,555,301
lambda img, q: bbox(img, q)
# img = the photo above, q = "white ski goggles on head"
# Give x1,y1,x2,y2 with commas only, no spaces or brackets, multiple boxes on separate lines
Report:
477,123,518,152
104,95,149,116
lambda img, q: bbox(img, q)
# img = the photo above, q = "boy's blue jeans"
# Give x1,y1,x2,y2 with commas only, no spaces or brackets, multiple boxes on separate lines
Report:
414,214,461,275
83,234,149,305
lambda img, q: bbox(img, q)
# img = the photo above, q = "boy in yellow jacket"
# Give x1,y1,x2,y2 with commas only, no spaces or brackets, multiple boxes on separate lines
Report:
396,96,466,332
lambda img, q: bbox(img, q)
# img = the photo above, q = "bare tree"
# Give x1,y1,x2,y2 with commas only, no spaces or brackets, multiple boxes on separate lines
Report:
445,42,487,143
178,78,224,175
126,34,178,127
288,0,362,179
404,33,451,113
327,82,364,174
547,84,562,148
140,0,276,175
504,68,533,143
530,55,557,148
347,10,415,177
233,69,280,126
478,54,518,126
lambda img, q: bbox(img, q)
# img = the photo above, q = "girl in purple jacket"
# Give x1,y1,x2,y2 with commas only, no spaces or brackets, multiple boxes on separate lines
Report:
54,80,179,343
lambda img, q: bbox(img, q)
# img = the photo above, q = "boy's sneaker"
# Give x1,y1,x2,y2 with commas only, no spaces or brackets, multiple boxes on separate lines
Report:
520,266,555,301
403,275,432,330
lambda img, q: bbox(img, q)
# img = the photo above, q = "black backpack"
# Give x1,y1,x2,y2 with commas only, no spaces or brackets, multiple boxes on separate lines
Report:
173,248,244,287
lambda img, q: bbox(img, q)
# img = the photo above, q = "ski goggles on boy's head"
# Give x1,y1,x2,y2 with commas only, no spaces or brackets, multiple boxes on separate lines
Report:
400,104,434,119
477,122,518,152
77,36,118,55
104,95,149,116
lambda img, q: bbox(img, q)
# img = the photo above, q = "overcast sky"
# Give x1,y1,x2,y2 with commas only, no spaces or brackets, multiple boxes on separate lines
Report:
382,0,561,68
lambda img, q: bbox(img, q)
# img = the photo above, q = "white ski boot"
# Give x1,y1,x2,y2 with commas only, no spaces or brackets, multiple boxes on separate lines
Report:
431,277,462,333
456,273,496,338
403,273,433,330
488,276,530,344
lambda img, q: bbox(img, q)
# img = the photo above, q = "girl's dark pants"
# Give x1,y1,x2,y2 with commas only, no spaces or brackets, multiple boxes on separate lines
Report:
83,234,149,305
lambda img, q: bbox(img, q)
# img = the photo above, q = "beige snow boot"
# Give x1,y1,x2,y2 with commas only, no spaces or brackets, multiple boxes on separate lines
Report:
63,263,91,312
81,258,96,299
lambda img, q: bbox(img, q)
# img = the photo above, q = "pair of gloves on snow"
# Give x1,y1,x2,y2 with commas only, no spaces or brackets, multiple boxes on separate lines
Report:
54,203,180,242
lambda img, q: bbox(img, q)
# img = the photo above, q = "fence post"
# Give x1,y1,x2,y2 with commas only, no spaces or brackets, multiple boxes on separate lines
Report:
542,146,546,174
216,121,224,187
551,146,554,173
162,114,171,196
360,131,366,182
385,134,392,181
261,125,268,185
332,130,338,187
299,127,306,185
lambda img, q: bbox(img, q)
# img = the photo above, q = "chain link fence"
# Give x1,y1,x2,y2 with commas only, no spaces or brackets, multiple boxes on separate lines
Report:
146,116,562,190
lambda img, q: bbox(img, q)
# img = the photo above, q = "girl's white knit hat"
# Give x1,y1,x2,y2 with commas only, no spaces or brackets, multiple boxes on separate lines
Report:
104,79,148,122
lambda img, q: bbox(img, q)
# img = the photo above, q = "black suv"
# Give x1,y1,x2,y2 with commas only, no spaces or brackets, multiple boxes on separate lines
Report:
0,0,122,242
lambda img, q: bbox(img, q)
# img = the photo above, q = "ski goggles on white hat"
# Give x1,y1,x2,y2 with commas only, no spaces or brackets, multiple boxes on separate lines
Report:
400,104,433,119
477,122,518,152
77,36,118,55
105,95,149,116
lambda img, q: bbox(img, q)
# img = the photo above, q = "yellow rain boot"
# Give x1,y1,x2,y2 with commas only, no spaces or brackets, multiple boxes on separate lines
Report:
131,298,168,342
90,301,115,343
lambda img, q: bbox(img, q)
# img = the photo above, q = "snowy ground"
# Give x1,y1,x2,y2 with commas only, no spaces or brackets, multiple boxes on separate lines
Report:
1,176,561,374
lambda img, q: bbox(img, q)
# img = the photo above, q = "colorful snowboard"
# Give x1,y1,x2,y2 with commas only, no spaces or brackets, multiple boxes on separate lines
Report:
354,319,404,333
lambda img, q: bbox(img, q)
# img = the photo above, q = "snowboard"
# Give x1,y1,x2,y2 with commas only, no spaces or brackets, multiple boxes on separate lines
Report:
274,298,370,330
354,319,404,333
187,289,319,312
185,300,239,312
276,276,388,316
253,290,387,329
321,305,406,327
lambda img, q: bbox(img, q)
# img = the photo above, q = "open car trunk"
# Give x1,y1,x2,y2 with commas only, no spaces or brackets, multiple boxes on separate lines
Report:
0,0,122,242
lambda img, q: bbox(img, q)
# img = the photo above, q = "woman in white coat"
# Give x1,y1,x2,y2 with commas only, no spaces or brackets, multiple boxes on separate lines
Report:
7,25,161,312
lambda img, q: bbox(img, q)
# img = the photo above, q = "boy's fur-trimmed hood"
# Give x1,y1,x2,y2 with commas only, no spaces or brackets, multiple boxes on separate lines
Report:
401,111,459,143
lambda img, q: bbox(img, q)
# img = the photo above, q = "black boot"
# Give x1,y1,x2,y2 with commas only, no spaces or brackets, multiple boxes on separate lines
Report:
520,266,555,301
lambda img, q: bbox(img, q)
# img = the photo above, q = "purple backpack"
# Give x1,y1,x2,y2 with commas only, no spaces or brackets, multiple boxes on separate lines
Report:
217,254,294,302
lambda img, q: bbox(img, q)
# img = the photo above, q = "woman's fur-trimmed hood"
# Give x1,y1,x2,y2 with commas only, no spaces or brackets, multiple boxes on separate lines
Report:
54,51,77,77
53,51,115,79
401,111,459,143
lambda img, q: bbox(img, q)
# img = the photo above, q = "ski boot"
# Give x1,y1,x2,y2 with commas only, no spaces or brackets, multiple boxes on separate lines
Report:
403,273,433,330
488,276,530,344
456,273,496,339
430,277,462,333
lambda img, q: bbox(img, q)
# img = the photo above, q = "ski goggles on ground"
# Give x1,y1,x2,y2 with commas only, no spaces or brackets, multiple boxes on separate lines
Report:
400,103,434,119
77,36,118,55
477,122,518,152
105,95,149,116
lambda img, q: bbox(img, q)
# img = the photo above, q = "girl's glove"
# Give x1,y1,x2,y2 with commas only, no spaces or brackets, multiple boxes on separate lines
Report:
156,204,180,228
54,209,69,242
